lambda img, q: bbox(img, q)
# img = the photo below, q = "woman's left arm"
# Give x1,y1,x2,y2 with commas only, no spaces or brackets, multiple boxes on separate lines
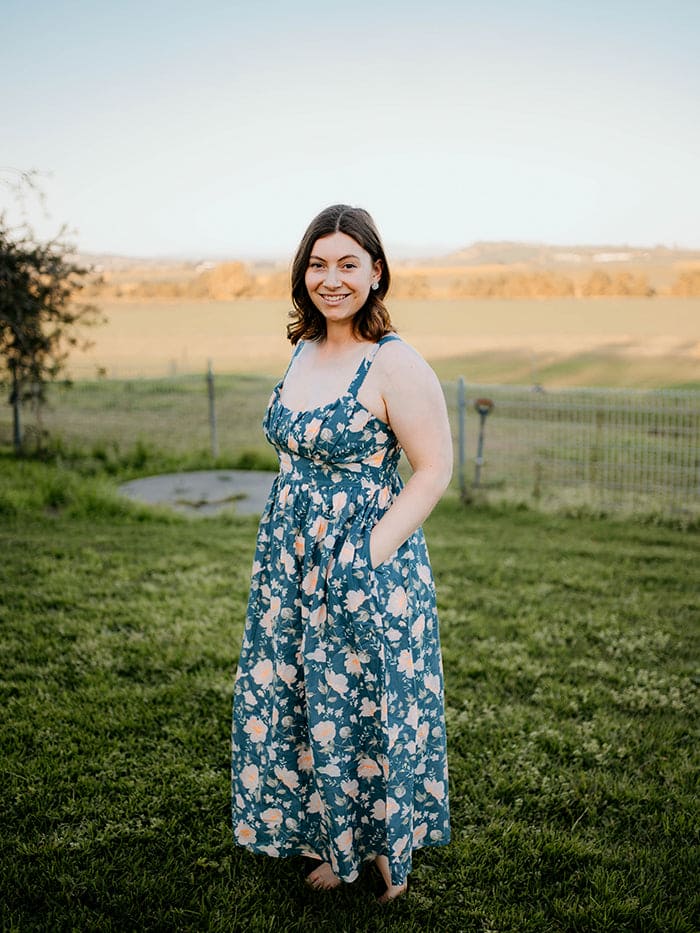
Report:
368,342,453,568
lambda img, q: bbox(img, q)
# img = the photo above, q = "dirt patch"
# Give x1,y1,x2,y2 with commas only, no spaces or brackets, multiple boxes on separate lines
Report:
119,470,275,516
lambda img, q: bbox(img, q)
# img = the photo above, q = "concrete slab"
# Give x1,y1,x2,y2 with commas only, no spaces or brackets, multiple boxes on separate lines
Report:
119,470,276,516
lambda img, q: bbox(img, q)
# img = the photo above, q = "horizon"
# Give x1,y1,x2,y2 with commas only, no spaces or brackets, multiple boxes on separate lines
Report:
74,238,700,266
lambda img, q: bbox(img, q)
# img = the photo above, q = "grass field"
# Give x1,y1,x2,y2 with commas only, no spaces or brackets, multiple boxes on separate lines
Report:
66,297,700,388
1,455,698,932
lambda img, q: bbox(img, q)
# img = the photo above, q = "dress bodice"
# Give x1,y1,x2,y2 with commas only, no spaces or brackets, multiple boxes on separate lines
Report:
263,335,403,484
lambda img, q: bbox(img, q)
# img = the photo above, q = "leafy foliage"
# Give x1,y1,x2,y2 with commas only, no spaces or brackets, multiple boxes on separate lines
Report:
0,214,103,447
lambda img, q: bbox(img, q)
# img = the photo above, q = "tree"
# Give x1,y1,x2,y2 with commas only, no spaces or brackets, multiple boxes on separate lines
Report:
0,214,103,453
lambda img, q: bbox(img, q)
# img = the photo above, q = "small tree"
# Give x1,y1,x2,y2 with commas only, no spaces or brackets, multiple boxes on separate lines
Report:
0,216,103,453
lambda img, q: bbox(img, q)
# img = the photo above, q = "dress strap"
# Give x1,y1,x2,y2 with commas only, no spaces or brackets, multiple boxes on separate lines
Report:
280,339,305,383
347,333,401,397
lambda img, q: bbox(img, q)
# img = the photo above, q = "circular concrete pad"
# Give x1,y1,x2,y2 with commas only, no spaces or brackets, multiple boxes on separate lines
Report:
119,470,276,516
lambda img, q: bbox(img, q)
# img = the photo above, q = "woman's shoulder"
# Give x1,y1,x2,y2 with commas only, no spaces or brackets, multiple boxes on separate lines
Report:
375,332,426,365
373,333,437,385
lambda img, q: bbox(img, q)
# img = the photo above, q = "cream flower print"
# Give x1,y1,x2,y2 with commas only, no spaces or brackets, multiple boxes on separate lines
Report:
240,764,259,791
274,766,300,791
335,827,354,854
325,670,350,695
302,566,320,595
344,652,363,676
304,417,323,440
338,540,356,566
260,807,283,827
347,409,371,432
297,746,314,772
341,779,359,799
332,491,348,514
424,673,441,695
387,586,409,616
250,659,274,686
423,779,446,801
357,757,382,779
276,662,297,687
311,720,337,745
359,697,378,717
231,334,450,889
242,716,267,743
397,649,415,677
235,821,257,844
344,589,368,612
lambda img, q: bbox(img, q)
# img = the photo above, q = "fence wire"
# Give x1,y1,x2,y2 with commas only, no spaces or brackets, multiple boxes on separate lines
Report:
2,372,698,517
448,381,699,516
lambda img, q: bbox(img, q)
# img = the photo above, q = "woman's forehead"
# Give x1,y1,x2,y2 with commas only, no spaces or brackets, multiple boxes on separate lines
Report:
310,231,369,260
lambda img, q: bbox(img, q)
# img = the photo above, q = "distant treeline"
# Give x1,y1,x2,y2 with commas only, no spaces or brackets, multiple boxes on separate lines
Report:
86,263,700,300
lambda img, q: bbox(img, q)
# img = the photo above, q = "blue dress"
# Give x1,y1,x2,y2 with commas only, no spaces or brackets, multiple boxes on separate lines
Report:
231,334,450,886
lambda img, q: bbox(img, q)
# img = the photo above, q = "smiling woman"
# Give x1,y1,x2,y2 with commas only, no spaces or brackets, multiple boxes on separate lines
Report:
288,205,393,345
305,232,380,323
230,204,453,905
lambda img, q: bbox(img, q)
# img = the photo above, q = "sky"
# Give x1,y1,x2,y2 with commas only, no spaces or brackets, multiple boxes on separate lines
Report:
3,0,699,259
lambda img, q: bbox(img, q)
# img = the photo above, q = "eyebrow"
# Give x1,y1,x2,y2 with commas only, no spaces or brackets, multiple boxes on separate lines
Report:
309,254,361,262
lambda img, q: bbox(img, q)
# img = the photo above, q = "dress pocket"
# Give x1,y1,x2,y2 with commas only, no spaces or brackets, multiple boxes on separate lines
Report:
358,525,389,575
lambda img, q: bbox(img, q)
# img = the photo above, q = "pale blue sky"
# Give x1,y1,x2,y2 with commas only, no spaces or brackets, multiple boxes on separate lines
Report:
3,0,699,257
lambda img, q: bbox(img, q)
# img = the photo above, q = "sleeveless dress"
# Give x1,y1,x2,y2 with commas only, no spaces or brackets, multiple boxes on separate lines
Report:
231,334,450,886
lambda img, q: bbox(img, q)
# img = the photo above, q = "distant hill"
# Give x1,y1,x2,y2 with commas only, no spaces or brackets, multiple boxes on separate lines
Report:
434,241,700,268
79,241,700,301
78,241,700,272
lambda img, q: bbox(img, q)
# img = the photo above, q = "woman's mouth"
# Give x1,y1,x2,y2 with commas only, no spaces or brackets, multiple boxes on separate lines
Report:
320,294,350,305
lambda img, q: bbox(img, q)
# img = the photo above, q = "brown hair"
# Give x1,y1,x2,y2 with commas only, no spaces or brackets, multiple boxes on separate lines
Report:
287,204,394,344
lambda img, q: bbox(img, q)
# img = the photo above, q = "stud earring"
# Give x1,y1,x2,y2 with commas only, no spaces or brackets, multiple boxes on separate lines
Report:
371,282,379,291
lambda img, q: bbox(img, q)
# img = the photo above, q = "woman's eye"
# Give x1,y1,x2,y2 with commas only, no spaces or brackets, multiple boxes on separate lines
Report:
309,262,323,269
343,263,357,270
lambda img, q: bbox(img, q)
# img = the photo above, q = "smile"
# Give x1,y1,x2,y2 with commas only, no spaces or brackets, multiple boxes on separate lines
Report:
320,294,350,304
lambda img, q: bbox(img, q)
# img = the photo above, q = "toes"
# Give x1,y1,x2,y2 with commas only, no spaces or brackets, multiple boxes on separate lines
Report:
377,883,408,905
304,862,341,891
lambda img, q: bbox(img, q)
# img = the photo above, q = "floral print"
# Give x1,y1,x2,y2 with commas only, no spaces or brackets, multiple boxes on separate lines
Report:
231,334,450,886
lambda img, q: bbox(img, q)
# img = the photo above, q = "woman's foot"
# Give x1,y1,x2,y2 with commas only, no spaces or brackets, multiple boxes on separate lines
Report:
302,856,342,891
373,855,408,905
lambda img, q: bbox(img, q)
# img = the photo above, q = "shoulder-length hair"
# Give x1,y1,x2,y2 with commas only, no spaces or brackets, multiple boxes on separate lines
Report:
287,204,394,344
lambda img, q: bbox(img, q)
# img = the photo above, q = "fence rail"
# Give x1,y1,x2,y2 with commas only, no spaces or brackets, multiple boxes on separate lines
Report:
2,370,698,517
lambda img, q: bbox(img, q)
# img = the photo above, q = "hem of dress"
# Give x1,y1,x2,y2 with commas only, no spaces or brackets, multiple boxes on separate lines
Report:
230,835,451,885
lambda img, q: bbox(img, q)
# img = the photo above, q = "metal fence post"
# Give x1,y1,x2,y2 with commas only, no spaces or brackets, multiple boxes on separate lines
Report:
206,359,219,459
457,376,466,499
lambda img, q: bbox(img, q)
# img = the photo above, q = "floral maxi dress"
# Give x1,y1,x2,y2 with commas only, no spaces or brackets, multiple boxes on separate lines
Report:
231,334,450,886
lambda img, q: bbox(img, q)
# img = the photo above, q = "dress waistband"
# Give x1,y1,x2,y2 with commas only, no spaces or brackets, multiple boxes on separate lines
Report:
280,453,365,486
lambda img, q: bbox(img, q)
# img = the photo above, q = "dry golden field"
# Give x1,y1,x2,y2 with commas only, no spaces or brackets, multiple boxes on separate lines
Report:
67,297,700,387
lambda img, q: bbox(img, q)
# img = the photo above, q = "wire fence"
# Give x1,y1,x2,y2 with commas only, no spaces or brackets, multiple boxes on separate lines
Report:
448,379,699,517
2,369,698,518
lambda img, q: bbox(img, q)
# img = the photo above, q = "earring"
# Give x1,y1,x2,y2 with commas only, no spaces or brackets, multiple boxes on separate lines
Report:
371,282,379,291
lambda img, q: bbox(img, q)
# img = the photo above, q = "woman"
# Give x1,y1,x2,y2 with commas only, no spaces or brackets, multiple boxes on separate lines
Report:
231,204,452,903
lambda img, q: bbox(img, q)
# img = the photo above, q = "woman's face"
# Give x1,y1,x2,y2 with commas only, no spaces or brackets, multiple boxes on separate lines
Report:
304,231,381,326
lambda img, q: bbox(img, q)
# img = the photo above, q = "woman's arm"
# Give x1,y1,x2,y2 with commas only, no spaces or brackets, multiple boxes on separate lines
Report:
367,341,453,568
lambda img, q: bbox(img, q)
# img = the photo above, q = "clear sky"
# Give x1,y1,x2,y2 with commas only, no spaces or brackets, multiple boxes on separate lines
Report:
3,0,699,258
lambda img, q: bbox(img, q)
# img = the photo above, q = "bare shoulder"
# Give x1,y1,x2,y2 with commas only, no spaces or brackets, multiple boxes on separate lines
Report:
373,336,440,390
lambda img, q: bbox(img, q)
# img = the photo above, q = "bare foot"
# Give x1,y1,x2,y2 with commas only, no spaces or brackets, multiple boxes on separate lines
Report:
304,858,342,891
374,855,408,904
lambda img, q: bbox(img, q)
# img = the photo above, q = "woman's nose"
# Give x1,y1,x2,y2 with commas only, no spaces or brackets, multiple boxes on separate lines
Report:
324,267,341,287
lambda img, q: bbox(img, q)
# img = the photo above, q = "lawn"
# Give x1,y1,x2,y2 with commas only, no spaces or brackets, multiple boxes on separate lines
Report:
1,457,698,932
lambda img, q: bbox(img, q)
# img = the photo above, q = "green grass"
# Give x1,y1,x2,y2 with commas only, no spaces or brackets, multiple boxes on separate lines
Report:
1,455,698,932
3,371,697,523
1,373,280,474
